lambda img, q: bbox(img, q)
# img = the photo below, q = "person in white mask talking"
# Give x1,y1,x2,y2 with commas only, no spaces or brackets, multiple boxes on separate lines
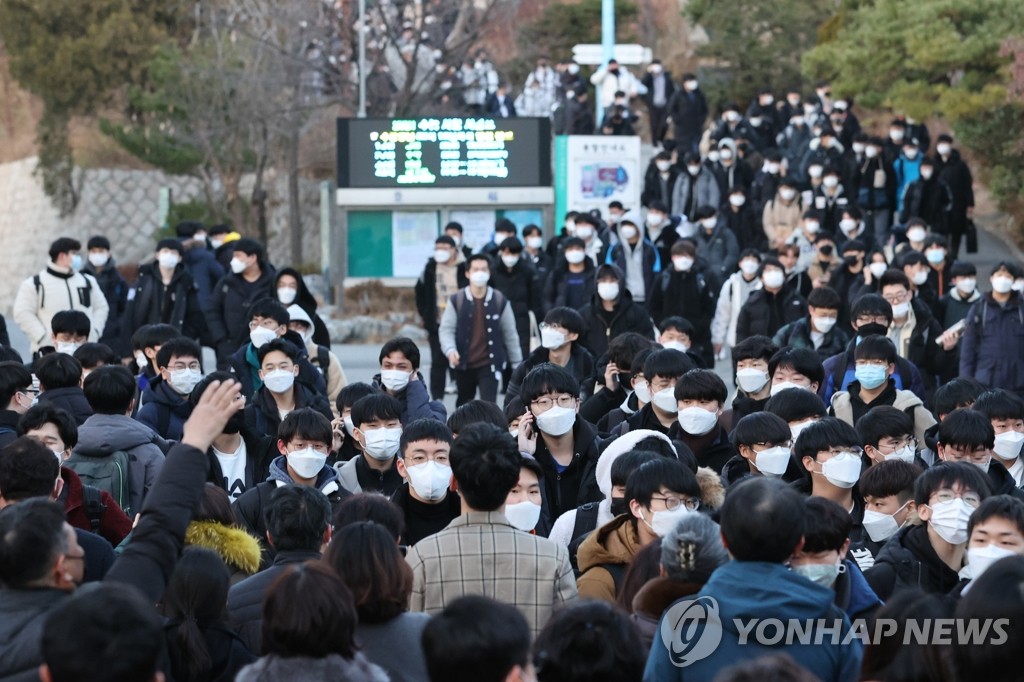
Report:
335,393,405,497
392,419,461,546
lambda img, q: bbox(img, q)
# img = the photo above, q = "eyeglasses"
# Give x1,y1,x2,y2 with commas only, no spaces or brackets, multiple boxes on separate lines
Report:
167,362,201,372
942,445,991,464
856,315,890,326
882,293,908,305
531,394,576,411
930,490,982,508
406,453,450,466
855,359,888,368
880,436,917,452
752,440,792,450
288,443,330,454
249,319,280,331
651,495,701,512
821,447,865,458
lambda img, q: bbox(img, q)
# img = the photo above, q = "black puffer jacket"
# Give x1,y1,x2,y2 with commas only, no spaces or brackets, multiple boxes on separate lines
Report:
864,524,960,601
532,418,604,521
579,288,655,360
491,257,542,359
414,259,468,329
206,264,277,363
123,262,206,345
735,288,806,342
542,258,596,314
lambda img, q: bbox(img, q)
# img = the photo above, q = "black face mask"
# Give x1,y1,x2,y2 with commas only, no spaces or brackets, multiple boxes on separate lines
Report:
819,244,834,256
223,412,244,435
858,322,889,338
844,254,861,267
610,497,629,517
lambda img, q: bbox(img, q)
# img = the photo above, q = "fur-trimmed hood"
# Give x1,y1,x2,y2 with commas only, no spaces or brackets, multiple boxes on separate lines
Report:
696,466,725,511
185,520,262,576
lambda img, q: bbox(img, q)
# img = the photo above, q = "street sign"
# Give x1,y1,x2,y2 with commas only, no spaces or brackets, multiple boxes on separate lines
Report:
571,43,652,65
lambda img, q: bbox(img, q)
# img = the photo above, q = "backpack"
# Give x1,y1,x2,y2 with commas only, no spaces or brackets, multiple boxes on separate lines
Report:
65,450,133,517
81,485,108,534
312,345,331,376
568,502,601,576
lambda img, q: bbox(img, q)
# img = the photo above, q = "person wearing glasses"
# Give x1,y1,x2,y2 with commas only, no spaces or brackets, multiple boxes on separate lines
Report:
135,337,203,441
504,307,594,410
856,405,929,470
722,411,794,488
828,335,936,448
577,458,701,603
936,409,1024,502
866,461,992,600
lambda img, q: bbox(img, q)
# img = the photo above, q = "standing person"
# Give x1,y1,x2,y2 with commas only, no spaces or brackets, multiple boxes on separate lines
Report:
522,225,553,279
933,134,975,258
642,155,680,209
899,157,953,233
136,338,202,441
671,152,720,223
735,258,806,342
692,205,740,285
438,254,523,406
772,286,850,361
13,237,110,354
854,137,897,249
579,265,655,360
542,237,596,314
121,239,207,346
274,268,330,347
373,337,446,424
666,74,708,155
604,214,662,305
492,238,542,363
647,244,717,360
415,235,467,402
589,59,644,115
242,339,333,441
405,422,578,635
336,393,405,497
206,238,276,370
641,60,675,146
505,307,595,409
960,262,1024,397
175,221,226,312
711,250,763,357
390,419,461,546
286,305,346,417
81,236,128,358
0,361,33,447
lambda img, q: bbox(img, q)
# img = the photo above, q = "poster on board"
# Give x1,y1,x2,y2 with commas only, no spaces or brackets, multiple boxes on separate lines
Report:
448,209,496,253
562,136,642,217
392,211,439,277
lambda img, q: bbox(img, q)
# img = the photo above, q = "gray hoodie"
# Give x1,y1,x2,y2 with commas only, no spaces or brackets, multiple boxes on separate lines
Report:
235,653,389,682
74,414,168,517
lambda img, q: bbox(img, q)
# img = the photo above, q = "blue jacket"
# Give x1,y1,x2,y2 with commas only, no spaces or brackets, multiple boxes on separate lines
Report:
644,561,862,682
371,372,446,423
183,242,225,312
960,292,1024,396
136,378,193,441
820,338,926,405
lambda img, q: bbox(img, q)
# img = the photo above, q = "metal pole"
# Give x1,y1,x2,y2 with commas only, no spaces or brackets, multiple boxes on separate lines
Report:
597,0,615,127
357,0,367,118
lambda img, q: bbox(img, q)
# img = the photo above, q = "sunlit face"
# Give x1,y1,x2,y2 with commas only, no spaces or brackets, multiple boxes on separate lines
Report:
506,467,542,506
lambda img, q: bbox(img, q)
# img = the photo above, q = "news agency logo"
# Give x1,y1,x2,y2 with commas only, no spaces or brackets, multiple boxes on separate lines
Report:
659,596,722,667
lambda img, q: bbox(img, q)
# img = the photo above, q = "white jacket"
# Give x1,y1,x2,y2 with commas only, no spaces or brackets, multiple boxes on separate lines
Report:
589,65,645,109
711,272,762,348
13,263,109,351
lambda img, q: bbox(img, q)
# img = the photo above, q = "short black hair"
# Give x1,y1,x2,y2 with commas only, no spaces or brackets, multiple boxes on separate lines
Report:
955,555,1024,682
522,224,542,238
992,260,1024,279
256,338,299,365
72,343,118,370
351,393,403,429
0,361,32,407
261,563,357,659
855,334,897,365
444,221,464,234
155,237,184,256
544,307,585,336
131,323,180,352
533,601,646,682
643,349,695,383
336,382,379,416
0,498,67,588
399,418,453,457
50,310,90,337
86,235,111,250
858,459,922,503
449,423,520,511
248,298,289,326
610,450,664,488
674,369,727,404
278,407,332,447
801,497,853,553
627,458,700,508
851,293,893,324
520,364,580,404
764,388,827,423
659,316,696,336
731,412,791,450
379,337,421,370
467,253,492,270
333,493,405,541
422,595,531,682
720,478,805,563
949,261,977,279
607,332,656,372
264,485,332,552
35,352,82,390
731,335,778,371
768,347,824,386
0,436,59,501
447,399,507,436
500,237,524,254
938,408,995,450
879,268,911,292
972,389,1024,422
933,377,985,417
19,403,78,449
174,220,203,238
49,237,81,262
856,405,914,449
807,286,841,310
968,495,1024,539
155,337,202,369
208,223,230,237
914,461,992,506
82,365,136,415
189,370,237,406
794,417,861,462
495,217,516,235
231,237,265,261
43,583,163,682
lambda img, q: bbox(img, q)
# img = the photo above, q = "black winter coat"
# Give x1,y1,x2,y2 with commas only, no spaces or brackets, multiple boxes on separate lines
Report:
772,317,851,361
505,344,596,409
242,381,333,440
578,290,655,359
274,268,330,347
642,164,679,208
206,265,277,362
899,177,953,230
735,288,806,342
532,418,604,520
543,259,596,315
123,262,206,346
666,88,708,140
934,150,974,231
491,258,542,358
82,259,128,356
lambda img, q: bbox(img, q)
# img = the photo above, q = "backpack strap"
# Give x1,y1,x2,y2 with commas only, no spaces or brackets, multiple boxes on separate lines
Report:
602,562,628,594
33,274,44,308
316,346,330,375
571,502,600,542
157,406,172,440
82,485,107,534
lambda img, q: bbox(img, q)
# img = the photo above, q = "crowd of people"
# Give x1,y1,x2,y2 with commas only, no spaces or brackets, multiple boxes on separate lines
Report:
0,81,1023,682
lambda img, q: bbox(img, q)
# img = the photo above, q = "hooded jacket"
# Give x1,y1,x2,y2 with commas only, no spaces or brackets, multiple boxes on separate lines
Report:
864,523,961,601
370,371,447,424
235,653,389,682
834,558,883,621
711,271,762,348
830,381,936,447
604,236,663,303
671,166,721,220
228,334,327,400
736,287,807,341
505,344,596,409
576,515,646,603
533,418,604,521
73,413,169,517
122,261,206,344
274,268,330,346
185,520,263,584
136,378,194,441
242,381,334,441
37,386,92,426
643,561,862,682
960,292,1024,395
578,274,656,359
631,577,705,651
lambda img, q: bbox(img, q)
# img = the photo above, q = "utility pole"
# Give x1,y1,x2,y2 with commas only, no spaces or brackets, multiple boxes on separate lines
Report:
597,0,615,126
358,0,367,118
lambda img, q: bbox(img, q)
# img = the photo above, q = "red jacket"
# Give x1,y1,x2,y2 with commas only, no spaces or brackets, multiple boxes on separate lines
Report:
60,467,133,546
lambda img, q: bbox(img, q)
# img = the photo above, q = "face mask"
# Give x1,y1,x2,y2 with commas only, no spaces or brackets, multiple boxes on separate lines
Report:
526,236,543,249
975,458,992,474
862,502,910,543
780,189,797,201
53,449,65,464
762,270,785,289
966,544,1018,581
597,282,620,301
646,214,665,229
565,250,586,265
535,405,576,437
678,406,718,435
739,259,760,276
792,560,844,588
662,340,689,354
888,129,905,141
809,166,824,179
904,148,919,160
920,168,934,180
433,248,453,264
380,369,411,393
343,415,355,437
813,316,837,334
564,220,577,234
823,176,839,188
469,271,490,286
250,326,278,349
885,445,916,465
852,142,865,154
610,497,629,517
749,117,763,128
790,418,815,442
701,218,717,230
620,225,638,240
504,501,542,531
868,262,888,278
937,143,952,156
262,369,296,394
361,427,402,461
686,165,701,176
766,163,781,175
923,248,945,265
70,254,82,271
858,322,889,338
804,220,820,234
890,301,909,318
55,342,81,355
158,252,181,269
541,327,566,349
725,111,740,123
729,194,746,207
210,238,225,249
643,506,693,537
771,381,807,397
576,226,594,240
633,380,652,404
656,160,672,172
277,287,298,305
651,387,678,414
993,430,1024,461
707,151,720,163
927,498,972,545
230,257,248,274
736,368,769,394
720,150,734,161
88,252,109,268
754,446,791,477
820,452,862,488
864,147,879,159
855,364,888,390
791,116,804,126
956,278,977,295
911,270,929,286
992,276,1014,294
135,351,149,369
287,447,328,480
405,460,452,501
673,256,695,272
839,218,858,233
168,368,203,396
501,255,520,269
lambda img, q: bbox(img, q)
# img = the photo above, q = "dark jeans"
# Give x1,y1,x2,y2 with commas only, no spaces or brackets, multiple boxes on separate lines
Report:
426,328,448,401
454,366,499,407
648,105,668,143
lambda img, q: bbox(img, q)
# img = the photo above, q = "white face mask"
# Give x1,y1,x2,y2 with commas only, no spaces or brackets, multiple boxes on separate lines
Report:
736,368,769,394
620,224,640,240
771,381,807,397
822,175,839,188
469,271,490,286
597,282,620,301
287,447,328,480
992,276,1014,294
862,501,910,543
904,148,919,160
956,278,977,295
380,369,412,393
541,328,566,350
701,218,717,230
729,194,746,207
504,501,542,531
753,446,791,478
911,270,929,286
168,368,203,396
749,117,764,128
927,498,972,545
780,188,796,201
739,259,760,276
88,252,110,268
526,236,543,250
720,150,734,161
906,228,927,243
250,326,278,349
864,146,879,159
937,143,952,156
673,256,695,272
790,418,815,442
656,160,672,172
643,506,694,537
813,316,837,334
576,226,594,240
362,427,402,461
762,270,785,289
792,558,844,588
809,166,824,179
277,287,298,305
135,351,149,369
868,262,888,278
405,460,452,501
839,218,858,233
158,252,181,269
662,340,689,354
651,387,679,414
884,445,916,465
501,255,520,268
804,220,821,234
535,405,576,437
565,250,586,265
920,168,934,180
342,415,355,437
55,342,81,355
852,142,866,154
678,407,718,436
766,162,781,175
633,380,652,404
210,238,225,249
965,544,1018,581
646,213,664,228
434,248,452,264
819,452,862,489
686,165,701,176
230,256,248,274
993,430,1024,461
262,369,296,394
